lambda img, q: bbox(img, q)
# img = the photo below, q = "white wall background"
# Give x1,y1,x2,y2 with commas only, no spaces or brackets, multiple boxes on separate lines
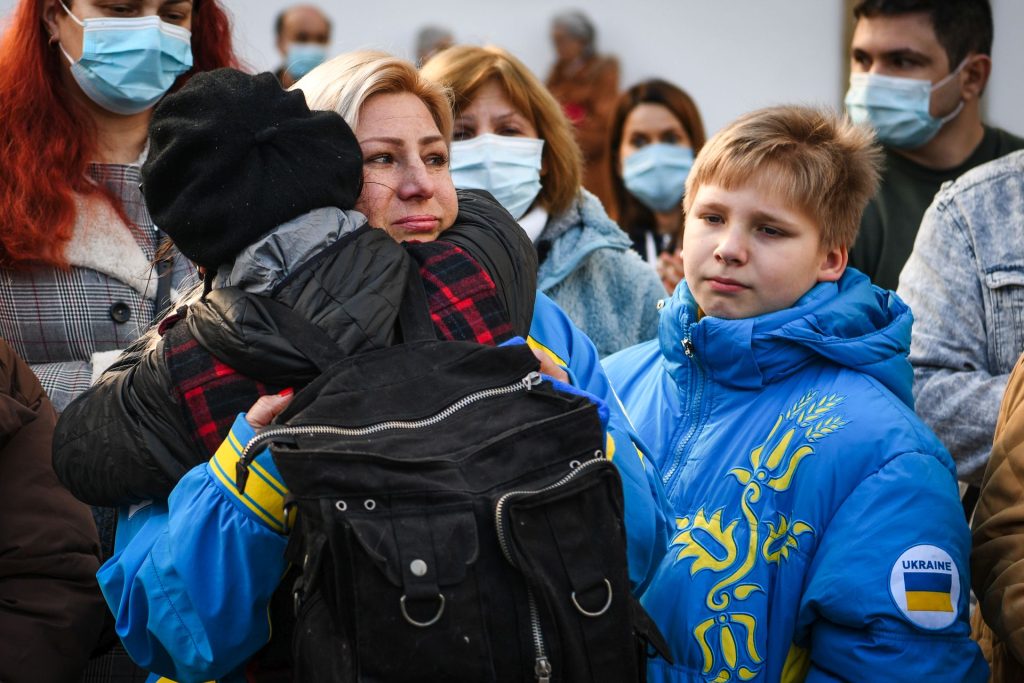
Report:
1,0,1020,137
223,0,846,136
983,0,1023,134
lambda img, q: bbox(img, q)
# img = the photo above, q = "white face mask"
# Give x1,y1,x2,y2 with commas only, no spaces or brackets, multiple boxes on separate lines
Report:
622,144,694,213
844,59,967,149
449,134,545,220
285,43,327,79
57,1,193,115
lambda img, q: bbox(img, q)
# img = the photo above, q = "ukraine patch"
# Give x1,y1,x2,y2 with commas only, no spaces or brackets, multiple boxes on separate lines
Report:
889,545,959,630
904,571,953,612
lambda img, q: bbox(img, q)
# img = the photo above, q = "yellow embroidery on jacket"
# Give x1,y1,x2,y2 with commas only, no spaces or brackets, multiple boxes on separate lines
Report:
671,390,846,681
780,644,811,683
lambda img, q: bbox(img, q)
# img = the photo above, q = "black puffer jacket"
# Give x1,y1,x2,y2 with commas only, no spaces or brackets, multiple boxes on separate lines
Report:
53,191,536,506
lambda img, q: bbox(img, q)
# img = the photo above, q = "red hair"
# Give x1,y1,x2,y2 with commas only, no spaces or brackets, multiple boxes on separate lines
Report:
0,0,238,269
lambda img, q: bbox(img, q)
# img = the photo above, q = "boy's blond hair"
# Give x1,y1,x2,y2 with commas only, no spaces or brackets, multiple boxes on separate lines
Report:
684,106,881,250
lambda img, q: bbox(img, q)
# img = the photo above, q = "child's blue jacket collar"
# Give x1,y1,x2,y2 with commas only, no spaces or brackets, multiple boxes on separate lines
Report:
659,268,915,407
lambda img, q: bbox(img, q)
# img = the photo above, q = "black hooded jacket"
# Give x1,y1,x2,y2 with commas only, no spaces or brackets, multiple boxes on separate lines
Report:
53,190,536,506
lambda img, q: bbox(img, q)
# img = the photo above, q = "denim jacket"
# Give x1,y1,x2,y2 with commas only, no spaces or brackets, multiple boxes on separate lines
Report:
897,150,1024,485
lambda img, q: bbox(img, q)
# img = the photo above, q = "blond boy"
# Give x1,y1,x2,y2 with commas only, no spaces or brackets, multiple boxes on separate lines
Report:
604,106,985,682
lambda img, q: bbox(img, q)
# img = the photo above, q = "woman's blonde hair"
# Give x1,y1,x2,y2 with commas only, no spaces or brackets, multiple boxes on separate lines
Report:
684,105,881,250
294,49,453,143
421,45,583,217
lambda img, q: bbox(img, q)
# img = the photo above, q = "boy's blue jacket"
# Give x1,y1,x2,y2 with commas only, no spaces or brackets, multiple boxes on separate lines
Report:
602,269,987,682
97,292,671,682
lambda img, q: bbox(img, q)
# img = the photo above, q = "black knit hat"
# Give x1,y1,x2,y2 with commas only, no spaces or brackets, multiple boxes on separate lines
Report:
142,68,363,270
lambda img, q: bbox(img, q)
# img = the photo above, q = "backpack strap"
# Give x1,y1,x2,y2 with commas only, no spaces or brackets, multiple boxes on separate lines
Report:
397,256,437,343
255,256,437,370
253,296,343,373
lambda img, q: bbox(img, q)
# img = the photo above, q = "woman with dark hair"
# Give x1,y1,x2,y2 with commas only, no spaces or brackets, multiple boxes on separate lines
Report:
609,79,706,292
0,0,237,411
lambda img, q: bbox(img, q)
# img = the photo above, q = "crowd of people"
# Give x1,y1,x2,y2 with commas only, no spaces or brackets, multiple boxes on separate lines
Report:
1,0,1022,681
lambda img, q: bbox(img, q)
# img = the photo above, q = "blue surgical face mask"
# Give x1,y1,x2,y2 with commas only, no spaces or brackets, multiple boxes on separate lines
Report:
844,60,966,149
450,134,545,220
286,43,327,80
622,143,694,213
58,1,193,115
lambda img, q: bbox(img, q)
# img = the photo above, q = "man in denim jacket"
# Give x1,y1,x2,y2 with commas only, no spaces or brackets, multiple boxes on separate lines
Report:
898,150,1024,485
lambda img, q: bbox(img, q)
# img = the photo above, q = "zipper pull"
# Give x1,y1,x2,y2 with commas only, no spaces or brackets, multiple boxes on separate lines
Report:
534,656,552,683
524,371,543,389
682,338,695,358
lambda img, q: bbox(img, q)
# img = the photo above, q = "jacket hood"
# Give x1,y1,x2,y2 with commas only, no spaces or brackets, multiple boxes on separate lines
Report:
213,207,366,296
190,225,410,385
659,268,915,406
439,189,537,338
537,189,632,290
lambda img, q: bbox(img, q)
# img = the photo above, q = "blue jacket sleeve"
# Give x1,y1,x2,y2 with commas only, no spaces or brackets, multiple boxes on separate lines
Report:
797,452,987,682
528,292,672,591
97,415,289,683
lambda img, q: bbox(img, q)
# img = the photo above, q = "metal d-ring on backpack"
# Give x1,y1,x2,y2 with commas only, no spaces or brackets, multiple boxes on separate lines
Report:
233,271,669,682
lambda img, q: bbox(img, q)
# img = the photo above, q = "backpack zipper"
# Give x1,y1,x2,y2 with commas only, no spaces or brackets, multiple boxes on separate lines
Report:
235,371,543,493
494,455,605,683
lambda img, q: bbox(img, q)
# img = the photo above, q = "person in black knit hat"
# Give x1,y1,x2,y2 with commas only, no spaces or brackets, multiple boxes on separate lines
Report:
142,68,363,271
56,63,528,504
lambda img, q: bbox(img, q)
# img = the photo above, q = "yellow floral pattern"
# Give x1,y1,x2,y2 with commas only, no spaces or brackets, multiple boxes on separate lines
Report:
670,390,847,681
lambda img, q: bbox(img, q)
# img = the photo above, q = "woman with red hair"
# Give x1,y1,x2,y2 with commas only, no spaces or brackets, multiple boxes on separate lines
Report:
0,0,236,411
0,1,236,679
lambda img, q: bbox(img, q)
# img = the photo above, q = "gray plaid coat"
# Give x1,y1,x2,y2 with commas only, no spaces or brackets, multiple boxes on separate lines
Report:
0,163,193,412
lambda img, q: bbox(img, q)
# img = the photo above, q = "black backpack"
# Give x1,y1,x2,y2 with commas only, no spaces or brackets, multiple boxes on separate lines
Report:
234,280,669,682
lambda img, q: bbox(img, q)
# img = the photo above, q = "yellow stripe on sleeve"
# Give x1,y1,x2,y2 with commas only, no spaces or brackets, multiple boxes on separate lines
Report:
209,435,287,533
227,428,245,456
526,336,568,368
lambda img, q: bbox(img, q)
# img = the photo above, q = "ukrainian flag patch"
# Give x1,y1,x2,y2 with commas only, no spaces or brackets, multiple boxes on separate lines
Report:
889,544,959,630
904,571,953,612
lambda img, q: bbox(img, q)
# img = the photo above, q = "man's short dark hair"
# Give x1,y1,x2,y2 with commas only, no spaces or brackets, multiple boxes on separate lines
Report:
853,0,993,66
274,6,332,40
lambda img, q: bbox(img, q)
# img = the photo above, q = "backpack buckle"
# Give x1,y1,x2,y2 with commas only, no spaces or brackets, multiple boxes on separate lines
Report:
570,578,613,618
399,593,446,628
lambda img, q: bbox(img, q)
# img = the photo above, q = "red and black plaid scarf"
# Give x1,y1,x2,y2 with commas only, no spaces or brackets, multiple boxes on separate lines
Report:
165,242,514,455
405,240,514,346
